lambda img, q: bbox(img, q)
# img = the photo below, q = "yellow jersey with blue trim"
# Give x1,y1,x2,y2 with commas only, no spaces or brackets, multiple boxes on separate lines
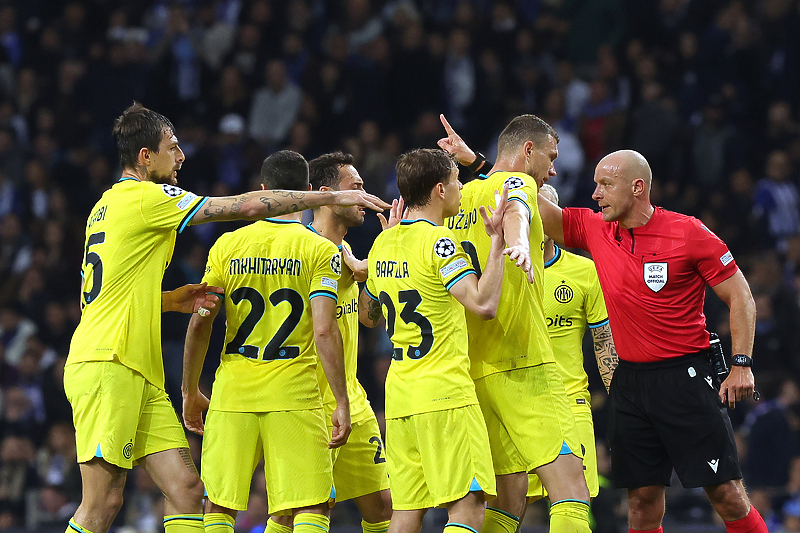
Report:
67,178,208,388
312,235,374,425
202,219,341,412
365,219,479,419
446,170,554,379
544,245,608,397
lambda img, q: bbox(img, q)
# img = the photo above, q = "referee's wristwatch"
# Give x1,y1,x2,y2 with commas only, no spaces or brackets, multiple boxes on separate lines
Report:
731,354,753,367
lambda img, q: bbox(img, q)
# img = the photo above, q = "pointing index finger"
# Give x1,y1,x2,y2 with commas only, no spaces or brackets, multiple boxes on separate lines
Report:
440,114,456,136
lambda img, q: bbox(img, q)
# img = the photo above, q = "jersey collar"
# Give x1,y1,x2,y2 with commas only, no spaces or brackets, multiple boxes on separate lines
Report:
265,218,303,225
306,223,343,251
118,177,140,182
400,218,437,226
544,244,561,268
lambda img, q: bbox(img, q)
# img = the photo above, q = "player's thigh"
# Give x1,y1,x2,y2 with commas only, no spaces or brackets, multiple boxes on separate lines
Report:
64,361,149,469
201,410,264,511
261,409,334,515
475,365,580,476
329,416,390,502
388,405,496,511
134,383,189,463
527,395,598,501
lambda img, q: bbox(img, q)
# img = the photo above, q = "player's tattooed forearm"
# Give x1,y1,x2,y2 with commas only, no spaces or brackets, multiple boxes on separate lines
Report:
179,447,199,475
592,323,618,391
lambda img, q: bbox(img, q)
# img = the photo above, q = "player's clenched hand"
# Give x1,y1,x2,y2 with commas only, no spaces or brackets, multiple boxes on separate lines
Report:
164,282,224,314
719,365,756,408
182,390,210,435
329,404,351,449
437,114,478,166
342,245,368,282
334,190,391,212
377,197,406,231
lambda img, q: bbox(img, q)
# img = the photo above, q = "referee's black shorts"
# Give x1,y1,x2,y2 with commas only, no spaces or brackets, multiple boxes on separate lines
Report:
608,351,742,489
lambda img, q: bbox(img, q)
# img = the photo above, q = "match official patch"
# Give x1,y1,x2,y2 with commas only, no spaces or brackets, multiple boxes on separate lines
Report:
720,251,733,266
434,237,457,258
321,277,338,290
330,253,342,275
440,257,468,277
504,176,525,190
176,192,198,210
161,184,185,198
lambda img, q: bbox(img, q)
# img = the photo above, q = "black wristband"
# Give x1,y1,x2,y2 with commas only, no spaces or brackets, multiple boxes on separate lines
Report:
467,152,486,173
731,354,753,367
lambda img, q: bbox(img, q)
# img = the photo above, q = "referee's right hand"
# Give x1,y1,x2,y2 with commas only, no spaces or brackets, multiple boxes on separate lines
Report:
183,390,210,435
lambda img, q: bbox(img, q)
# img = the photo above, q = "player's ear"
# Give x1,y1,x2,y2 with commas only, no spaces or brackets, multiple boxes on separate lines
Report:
138,147,150,166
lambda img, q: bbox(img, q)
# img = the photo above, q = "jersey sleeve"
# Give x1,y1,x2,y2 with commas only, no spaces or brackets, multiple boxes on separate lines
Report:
309,239,341,302
585,262,609,328
201,238,225,290
139,183,208,233
562,207,596,251
690,219,738,286
502,174,538,221
429,227,476,290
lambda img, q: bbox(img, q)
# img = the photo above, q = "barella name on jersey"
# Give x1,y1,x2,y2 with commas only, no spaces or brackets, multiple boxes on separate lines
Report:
375,260,409,278
446,208,479,231
337,298,358,319
228,257,302,276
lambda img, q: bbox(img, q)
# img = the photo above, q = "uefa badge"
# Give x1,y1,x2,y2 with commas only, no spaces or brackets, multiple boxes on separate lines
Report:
643,262,668,292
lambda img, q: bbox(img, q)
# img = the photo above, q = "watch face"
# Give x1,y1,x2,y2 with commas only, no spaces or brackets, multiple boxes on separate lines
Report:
733,354,752,366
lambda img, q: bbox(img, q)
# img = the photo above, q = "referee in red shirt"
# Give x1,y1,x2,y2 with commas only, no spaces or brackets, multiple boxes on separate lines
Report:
538,150,767,533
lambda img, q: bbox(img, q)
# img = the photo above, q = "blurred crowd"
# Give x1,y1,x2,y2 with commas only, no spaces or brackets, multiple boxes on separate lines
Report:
1,0,800,531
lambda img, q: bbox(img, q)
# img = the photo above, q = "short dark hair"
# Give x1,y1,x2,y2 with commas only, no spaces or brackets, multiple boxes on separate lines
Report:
497,114,559,157
396,149,456,209
112,102,175,170
260,150,309,190
309,151,354,190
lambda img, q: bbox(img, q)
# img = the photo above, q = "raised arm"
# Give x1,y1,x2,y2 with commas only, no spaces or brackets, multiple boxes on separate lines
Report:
538,192,565,244
711,269,756,408
310,295,351,448
181,304,220,435
162,282,223,313
590,323,618,392
192,189,390,225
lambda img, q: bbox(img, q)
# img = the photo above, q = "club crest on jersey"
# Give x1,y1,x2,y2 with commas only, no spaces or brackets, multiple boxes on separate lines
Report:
330,253,342,276
504,176,524,190
161,184,184,197
644,262,668,292
434,237,457,258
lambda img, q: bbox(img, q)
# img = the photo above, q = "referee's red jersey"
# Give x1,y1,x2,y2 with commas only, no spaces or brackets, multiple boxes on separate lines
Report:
562,206,739,363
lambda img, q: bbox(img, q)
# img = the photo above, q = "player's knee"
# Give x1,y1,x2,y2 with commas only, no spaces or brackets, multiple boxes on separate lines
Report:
166,473,205,510
358,490,393,523
103,490,125,518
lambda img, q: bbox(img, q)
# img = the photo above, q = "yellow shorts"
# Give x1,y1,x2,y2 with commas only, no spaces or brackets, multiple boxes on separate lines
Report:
385,404,496,511
474,364,582,476
64,361,188,469
328,416,390,502
201,408,333,514
527,391,598,500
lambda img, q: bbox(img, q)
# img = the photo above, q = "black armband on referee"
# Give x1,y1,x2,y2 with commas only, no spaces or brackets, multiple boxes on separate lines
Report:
466,152,491,175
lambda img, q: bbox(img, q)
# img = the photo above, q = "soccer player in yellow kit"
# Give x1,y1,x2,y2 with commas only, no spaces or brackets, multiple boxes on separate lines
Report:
527,184,618,504
65,103,388,533
438,115,591,533
266,152,392,533
360,149,507,533
182,151,351,533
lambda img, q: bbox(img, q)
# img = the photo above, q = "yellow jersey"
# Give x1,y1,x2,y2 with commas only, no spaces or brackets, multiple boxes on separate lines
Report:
543,245,608,397
202,219,341,412
446,171,554,379
366,219,479,419
310,232,374,425
67,178,208,388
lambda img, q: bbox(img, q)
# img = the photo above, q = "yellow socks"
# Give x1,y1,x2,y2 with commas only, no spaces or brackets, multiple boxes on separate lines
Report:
480,507,519,533
549,500,591,533
293,513,330,533
66,519,95,533
266,518,294,533
165,515,204,533
203,512,235,533
362,519,391,533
